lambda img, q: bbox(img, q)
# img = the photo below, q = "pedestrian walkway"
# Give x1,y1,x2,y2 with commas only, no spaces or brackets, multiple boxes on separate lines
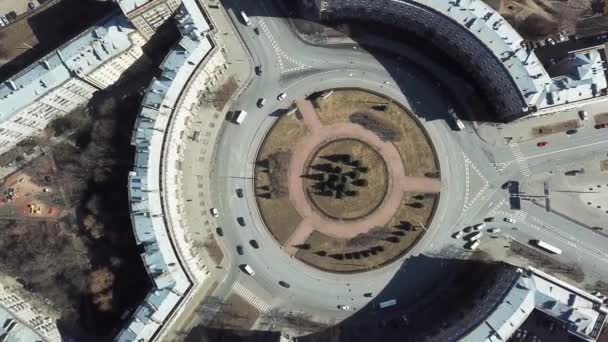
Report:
231,282,271,313
510,143,532,177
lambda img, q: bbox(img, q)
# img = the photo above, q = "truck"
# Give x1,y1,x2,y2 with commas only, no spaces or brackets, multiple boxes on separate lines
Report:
233,110,248,125
531,240,562,255
240,11,251,26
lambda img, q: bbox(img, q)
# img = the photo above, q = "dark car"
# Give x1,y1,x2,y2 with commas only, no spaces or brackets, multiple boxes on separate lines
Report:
237,217,246,226
566,129,578,135
236,188,244,198
595,123,606,129
249,240,259,249
253,27,260,35
255,65,262,75
215,227,223,237
236,245,244,255
278,281,290,288
483,217,495,222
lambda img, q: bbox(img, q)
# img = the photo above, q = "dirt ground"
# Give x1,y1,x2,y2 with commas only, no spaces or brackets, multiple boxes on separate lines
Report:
508,240,584,283
304,139,388,220
595,112,608,124
315,90,438,177
296,193,437,272
256,89,439,273
532,119,580,137
255,112,308,244
207,294,260,331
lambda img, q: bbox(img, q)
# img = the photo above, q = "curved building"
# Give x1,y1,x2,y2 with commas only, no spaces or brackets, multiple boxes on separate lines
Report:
314,0,553,121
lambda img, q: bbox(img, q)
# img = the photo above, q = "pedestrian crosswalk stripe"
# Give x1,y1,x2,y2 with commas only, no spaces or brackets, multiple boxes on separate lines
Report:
231,282,271,313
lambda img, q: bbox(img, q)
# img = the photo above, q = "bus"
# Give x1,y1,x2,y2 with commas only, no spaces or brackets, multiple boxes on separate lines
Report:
240,11,251,26
379,299,397,309
531,240,562,255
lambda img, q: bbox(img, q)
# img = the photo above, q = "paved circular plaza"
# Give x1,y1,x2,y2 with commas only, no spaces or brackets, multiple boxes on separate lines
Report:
254,88,441,273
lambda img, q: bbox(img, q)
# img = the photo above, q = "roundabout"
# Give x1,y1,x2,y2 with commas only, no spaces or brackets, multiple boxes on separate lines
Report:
253,89,441,273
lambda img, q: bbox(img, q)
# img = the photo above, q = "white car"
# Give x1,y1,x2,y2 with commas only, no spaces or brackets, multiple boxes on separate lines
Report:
504,218,515,223
241,264,255,276
452,231,464,239
210,208,219,217
337,305,351,311
277,92,287,101
487,228,501,234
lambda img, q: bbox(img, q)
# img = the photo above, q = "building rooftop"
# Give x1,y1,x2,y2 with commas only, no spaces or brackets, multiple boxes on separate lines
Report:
117,0,152,15
463,267,607,342
0,306,45,341
0,14,137,123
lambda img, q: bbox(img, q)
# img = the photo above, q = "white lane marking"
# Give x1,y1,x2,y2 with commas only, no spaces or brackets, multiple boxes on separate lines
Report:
231,282,271,313
525,139,608,161
258,18,310,75
462,152,489,212
509,143,531,177
497,209,608,263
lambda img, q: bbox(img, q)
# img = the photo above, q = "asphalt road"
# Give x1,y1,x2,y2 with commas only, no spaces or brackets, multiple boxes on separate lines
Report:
186,0,608,333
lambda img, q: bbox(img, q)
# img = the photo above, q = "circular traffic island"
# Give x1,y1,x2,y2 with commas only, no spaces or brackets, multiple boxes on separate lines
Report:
304,139,388,221
254,89,441,273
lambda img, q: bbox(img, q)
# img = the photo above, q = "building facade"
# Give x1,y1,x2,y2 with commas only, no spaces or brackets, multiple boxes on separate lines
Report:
0,14,145,155
117,0,181,39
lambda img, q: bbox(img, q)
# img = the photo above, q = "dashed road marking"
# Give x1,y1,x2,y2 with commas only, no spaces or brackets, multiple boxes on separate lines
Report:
509,143,531,177
462,152,489,212
258,18,310,75
231,282,271,313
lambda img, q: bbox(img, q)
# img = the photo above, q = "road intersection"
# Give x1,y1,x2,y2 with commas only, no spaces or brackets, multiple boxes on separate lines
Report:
180,0,608,335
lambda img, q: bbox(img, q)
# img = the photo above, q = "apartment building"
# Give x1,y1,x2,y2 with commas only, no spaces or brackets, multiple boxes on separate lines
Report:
117,0,181,39
0,14,145,155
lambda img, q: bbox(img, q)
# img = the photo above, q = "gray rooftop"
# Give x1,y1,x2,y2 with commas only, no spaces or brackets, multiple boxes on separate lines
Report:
0,14,137,123
0,306,45,342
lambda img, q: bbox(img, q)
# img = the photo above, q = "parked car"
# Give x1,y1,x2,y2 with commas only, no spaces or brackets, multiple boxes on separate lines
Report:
337,305,351,311
210,208,219,217
236,188,244,198
566,129,578,135
237,217,246,226
595,123,606,129
236,245,244,255
216,227,223,236
249,239,259,249
452,231,464,239
537,141,549,147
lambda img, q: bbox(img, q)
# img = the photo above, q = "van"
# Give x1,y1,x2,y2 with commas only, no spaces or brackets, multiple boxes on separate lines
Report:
233,110,247,124
379,299,397,309
240,11,251,26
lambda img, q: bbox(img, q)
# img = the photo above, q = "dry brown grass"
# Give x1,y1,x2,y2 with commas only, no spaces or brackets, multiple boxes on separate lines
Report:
532,119,580,137
296,194,437,273
254,112,308,244
316,89,438,177
305,139,388,220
